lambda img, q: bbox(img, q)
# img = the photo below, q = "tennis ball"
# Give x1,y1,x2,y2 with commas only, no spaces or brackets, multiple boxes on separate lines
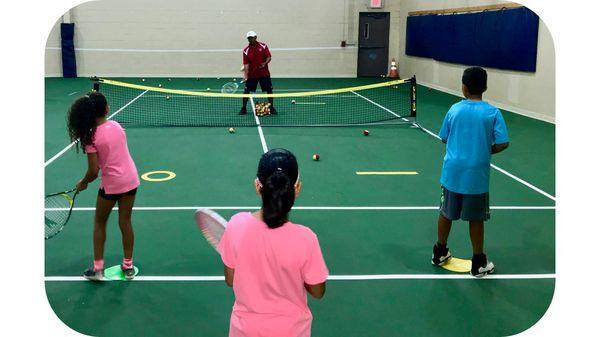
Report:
141,78,146,82
206,88,211,91
312,154,320,161
363,130,370,136
291,100,296,104
229,127,235,133
168,78,172,81
166,96,171,100
158,84,162,88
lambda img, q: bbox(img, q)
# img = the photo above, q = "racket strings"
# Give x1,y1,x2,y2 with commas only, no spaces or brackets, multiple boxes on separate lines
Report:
45,194,72,237
196,210,227,249
221,82,239,94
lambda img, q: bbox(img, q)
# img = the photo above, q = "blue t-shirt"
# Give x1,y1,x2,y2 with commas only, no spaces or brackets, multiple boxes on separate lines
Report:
439,100,509,194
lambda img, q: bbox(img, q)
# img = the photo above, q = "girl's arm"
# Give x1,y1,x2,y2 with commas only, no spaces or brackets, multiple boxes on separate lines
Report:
224,265,235,287
76,153,99,191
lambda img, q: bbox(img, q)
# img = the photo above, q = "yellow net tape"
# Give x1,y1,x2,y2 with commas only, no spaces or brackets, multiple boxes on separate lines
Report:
97,78,410,99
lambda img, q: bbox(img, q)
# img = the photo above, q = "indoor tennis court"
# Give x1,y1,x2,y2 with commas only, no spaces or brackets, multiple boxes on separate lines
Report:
44,1,555,336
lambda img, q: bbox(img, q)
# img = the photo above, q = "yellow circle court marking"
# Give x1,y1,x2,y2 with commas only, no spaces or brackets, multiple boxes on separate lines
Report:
141,170,176,182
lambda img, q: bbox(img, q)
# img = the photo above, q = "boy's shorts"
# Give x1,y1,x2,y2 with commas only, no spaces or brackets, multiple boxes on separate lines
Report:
439,186,490,221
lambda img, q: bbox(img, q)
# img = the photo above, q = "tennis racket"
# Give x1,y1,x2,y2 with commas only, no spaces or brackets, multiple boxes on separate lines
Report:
221,79,246,94
195,208,227,250
45,188,79,240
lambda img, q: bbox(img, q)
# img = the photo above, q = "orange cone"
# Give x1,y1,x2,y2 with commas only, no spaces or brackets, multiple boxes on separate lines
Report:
388,58,399,78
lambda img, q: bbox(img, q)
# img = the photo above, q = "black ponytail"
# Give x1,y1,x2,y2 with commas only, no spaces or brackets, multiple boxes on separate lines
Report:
67,91,108,152
256,148,299,229
262,170,296,228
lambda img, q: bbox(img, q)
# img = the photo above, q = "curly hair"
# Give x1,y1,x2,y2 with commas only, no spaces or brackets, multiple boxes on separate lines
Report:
67,91,108,152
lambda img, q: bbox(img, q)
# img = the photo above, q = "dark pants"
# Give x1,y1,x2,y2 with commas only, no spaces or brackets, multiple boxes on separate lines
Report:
242,77,274,108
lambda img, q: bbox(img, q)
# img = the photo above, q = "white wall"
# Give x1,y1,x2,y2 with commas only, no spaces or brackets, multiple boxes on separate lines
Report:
395,0,555,123
45,0,406,78
46,0,360,77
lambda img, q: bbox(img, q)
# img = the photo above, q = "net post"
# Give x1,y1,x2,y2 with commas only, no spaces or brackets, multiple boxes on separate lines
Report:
89,76,101,92
410,75,417,119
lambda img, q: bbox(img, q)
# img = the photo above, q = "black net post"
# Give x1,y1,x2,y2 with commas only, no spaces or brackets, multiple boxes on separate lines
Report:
90,76,101,92
410,75,417,118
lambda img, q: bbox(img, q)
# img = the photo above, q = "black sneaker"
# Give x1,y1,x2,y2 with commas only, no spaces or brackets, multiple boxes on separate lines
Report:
270,107,277,114
431,242,452,266
239,107,247,115
83,268,104,281
121,265,136,280
471,254,495,278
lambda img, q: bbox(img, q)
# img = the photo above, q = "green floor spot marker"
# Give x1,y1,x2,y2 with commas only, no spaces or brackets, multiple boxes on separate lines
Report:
103,265,139,281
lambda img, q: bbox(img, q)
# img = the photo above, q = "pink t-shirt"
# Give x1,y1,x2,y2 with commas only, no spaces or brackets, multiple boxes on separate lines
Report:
84,120,139,194
218,212,328,337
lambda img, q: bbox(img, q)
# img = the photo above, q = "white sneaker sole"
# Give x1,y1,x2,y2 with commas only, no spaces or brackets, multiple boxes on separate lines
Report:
431,252,452,266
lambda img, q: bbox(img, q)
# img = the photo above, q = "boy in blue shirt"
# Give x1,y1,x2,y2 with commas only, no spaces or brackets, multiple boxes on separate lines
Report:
431,67,509,277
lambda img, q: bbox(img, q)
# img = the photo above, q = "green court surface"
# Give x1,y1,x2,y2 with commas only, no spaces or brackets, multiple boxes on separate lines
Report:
45,77,555,337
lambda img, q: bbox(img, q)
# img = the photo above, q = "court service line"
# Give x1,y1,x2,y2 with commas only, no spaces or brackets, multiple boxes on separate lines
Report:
249,97,269,153
350,91,556,202
47,205,555,211
45,273,555,282
44,90,149,167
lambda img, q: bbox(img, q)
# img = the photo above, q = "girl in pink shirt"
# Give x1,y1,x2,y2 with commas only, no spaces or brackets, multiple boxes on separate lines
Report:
67,92,140,281
218,148,328,337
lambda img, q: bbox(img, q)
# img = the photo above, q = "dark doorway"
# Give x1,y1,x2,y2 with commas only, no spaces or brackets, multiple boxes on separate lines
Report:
357,12,390,77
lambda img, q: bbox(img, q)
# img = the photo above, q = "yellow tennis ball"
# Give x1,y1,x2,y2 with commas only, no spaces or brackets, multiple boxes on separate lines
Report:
291,100,296,104
228,127,235,133
166,96,170,100
206,88,211,91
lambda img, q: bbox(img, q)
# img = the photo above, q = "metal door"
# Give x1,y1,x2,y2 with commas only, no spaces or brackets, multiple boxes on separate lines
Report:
358,12,390,77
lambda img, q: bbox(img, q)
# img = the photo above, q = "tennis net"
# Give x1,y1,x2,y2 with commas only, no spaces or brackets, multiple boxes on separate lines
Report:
91,77,417,127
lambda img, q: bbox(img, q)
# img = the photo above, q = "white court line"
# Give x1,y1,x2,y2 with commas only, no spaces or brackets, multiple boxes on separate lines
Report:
351,91,556,202
44,90,149,167
46,205,555,211
45,46,356,53
44,273,555,282
250,97,269,153
67,91,78,96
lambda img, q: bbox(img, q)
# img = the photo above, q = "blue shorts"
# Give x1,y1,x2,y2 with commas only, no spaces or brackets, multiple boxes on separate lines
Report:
439,186,490,222
244,77,273,93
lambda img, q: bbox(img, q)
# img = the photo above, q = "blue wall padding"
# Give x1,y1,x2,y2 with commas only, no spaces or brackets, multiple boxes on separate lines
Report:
405,7,539,72
61,23,77,78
